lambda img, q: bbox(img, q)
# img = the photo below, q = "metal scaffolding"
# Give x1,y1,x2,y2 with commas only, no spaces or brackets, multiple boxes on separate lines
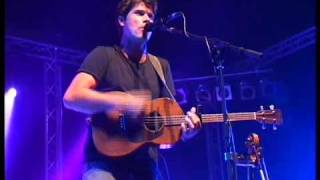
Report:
44,48,63,180
5,36,86,180
5,35,87,66
258,26,316,67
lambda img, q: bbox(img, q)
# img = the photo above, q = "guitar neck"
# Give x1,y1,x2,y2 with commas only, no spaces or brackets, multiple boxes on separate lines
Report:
201,112,257,123
155,112,258,126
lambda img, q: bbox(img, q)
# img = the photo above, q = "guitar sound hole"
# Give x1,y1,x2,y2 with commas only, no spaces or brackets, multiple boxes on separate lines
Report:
144,111,164,133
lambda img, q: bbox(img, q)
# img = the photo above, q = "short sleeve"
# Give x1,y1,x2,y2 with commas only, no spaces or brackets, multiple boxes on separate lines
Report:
78,46,110,83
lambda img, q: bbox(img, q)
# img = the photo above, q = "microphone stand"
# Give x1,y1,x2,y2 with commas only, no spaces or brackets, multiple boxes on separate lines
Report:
210,41,239,180
160,27,263,180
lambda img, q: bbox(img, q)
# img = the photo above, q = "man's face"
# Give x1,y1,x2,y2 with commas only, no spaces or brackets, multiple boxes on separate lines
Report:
120,2,155,41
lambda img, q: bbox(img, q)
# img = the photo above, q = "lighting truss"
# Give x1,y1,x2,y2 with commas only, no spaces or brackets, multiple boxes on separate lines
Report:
5,35,86,180
258,26,316,67
5,35,87,66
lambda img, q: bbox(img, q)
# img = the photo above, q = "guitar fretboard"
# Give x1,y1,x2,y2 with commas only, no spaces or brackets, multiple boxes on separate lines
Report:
143,112,257,126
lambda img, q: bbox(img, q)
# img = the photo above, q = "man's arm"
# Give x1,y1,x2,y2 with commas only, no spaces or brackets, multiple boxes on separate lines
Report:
63,72,149,114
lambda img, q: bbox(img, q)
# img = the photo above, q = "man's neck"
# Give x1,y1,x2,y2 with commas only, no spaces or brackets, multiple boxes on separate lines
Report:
120,37,148,63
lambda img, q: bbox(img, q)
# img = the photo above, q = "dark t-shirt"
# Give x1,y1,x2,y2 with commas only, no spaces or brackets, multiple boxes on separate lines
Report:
78,45,176,174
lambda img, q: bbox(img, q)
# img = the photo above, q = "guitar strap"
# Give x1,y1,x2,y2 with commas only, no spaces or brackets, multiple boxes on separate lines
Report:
148,54,176,101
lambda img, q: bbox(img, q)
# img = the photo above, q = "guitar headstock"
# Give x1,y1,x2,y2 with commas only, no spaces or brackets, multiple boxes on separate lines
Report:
256,105,283,129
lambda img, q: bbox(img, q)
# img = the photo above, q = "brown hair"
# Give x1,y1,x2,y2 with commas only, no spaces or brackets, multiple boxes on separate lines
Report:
116,0,158,38
117,0,158,18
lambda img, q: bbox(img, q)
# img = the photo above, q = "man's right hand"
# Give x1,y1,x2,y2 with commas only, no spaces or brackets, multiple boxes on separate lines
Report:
106,90,151,117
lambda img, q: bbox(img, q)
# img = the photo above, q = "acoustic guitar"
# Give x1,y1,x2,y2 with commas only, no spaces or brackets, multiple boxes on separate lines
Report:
92,98,282,157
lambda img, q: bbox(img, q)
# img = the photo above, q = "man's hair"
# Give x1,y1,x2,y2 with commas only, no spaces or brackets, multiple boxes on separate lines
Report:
116,0,158,38
117,0,158,18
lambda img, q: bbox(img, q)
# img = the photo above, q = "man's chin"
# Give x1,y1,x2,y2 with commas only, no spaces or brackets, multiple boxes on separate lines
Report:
131,32,152,42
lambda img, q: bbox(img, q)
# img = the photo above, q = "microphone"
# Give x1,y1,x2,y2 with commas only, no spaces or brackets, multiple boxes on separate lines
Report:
144,19,164,32
144,12,182,32
164,11,182,24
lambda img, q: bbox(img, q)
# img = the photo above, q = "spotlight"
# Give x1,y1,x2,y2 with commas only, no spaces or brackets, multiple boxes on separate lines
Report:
240,82,256,100
5,88,17,138
7,88,17,97
215,85,232,101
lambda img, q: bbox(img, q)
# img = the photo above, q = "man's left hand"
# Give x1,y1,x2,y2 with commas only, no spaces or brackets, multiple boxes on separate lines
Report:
181,107,201,141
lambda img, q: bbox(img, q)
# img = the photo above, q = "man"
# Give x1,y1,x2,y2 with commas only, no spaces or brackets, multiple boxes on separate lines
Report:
63,0,201,179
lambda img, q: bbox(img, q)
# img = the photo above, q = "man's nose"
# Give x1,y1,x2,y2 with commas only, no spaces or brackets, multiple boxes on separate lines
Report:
144,19,153,25
143,16,153,24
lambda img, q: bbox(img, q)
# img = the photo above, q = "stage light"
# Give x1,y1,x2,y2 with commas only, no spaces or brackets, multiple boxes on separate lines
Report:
215,85,232,101
240,82,256,100
5,88,17,138
7,88,17,97
54,128,88,180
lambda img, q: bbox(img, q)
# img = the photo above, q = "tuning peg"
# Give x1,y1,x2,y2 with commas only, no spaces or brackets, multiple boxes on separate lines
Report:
269,104,275,110
272,124,277,130
261,123,266,130
260,105,264,111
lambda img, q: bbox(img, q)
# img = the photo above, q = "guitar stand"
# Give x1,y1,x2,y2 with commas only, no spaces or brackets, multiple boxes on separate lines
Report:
234,133,270,180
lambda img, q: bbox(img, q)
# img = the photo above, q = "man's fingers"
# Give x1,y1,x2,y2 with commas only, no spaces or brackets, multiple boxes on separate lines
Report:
187,108,201,128
181,122,187,132
185,115,195,129
187,111,199,124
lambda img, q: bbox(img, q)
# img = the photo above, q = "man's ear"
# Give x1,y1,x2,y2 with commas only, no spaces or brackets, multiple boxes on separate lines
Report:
118,16,125,27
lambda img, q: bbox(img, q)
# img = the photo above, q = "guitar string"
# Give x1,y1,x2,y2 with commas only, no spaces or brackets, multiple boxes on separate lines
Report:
142,113,257,120
141,115,259,125
142,112,261,119
143,116,278,125
143,117,255,123
142,114,257,121
142,114,258,121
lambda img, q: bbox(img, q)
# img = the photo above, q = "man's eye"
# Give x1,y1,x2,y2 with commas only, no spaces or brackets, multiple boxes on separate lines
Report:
148,13,154,19
136,11,145,16
135,10,154,19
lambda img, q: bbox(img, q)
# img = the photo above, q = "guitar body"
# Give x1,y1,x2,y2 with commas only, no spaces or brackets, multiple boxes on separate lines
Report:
92,98,184,157
92,97,283,157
